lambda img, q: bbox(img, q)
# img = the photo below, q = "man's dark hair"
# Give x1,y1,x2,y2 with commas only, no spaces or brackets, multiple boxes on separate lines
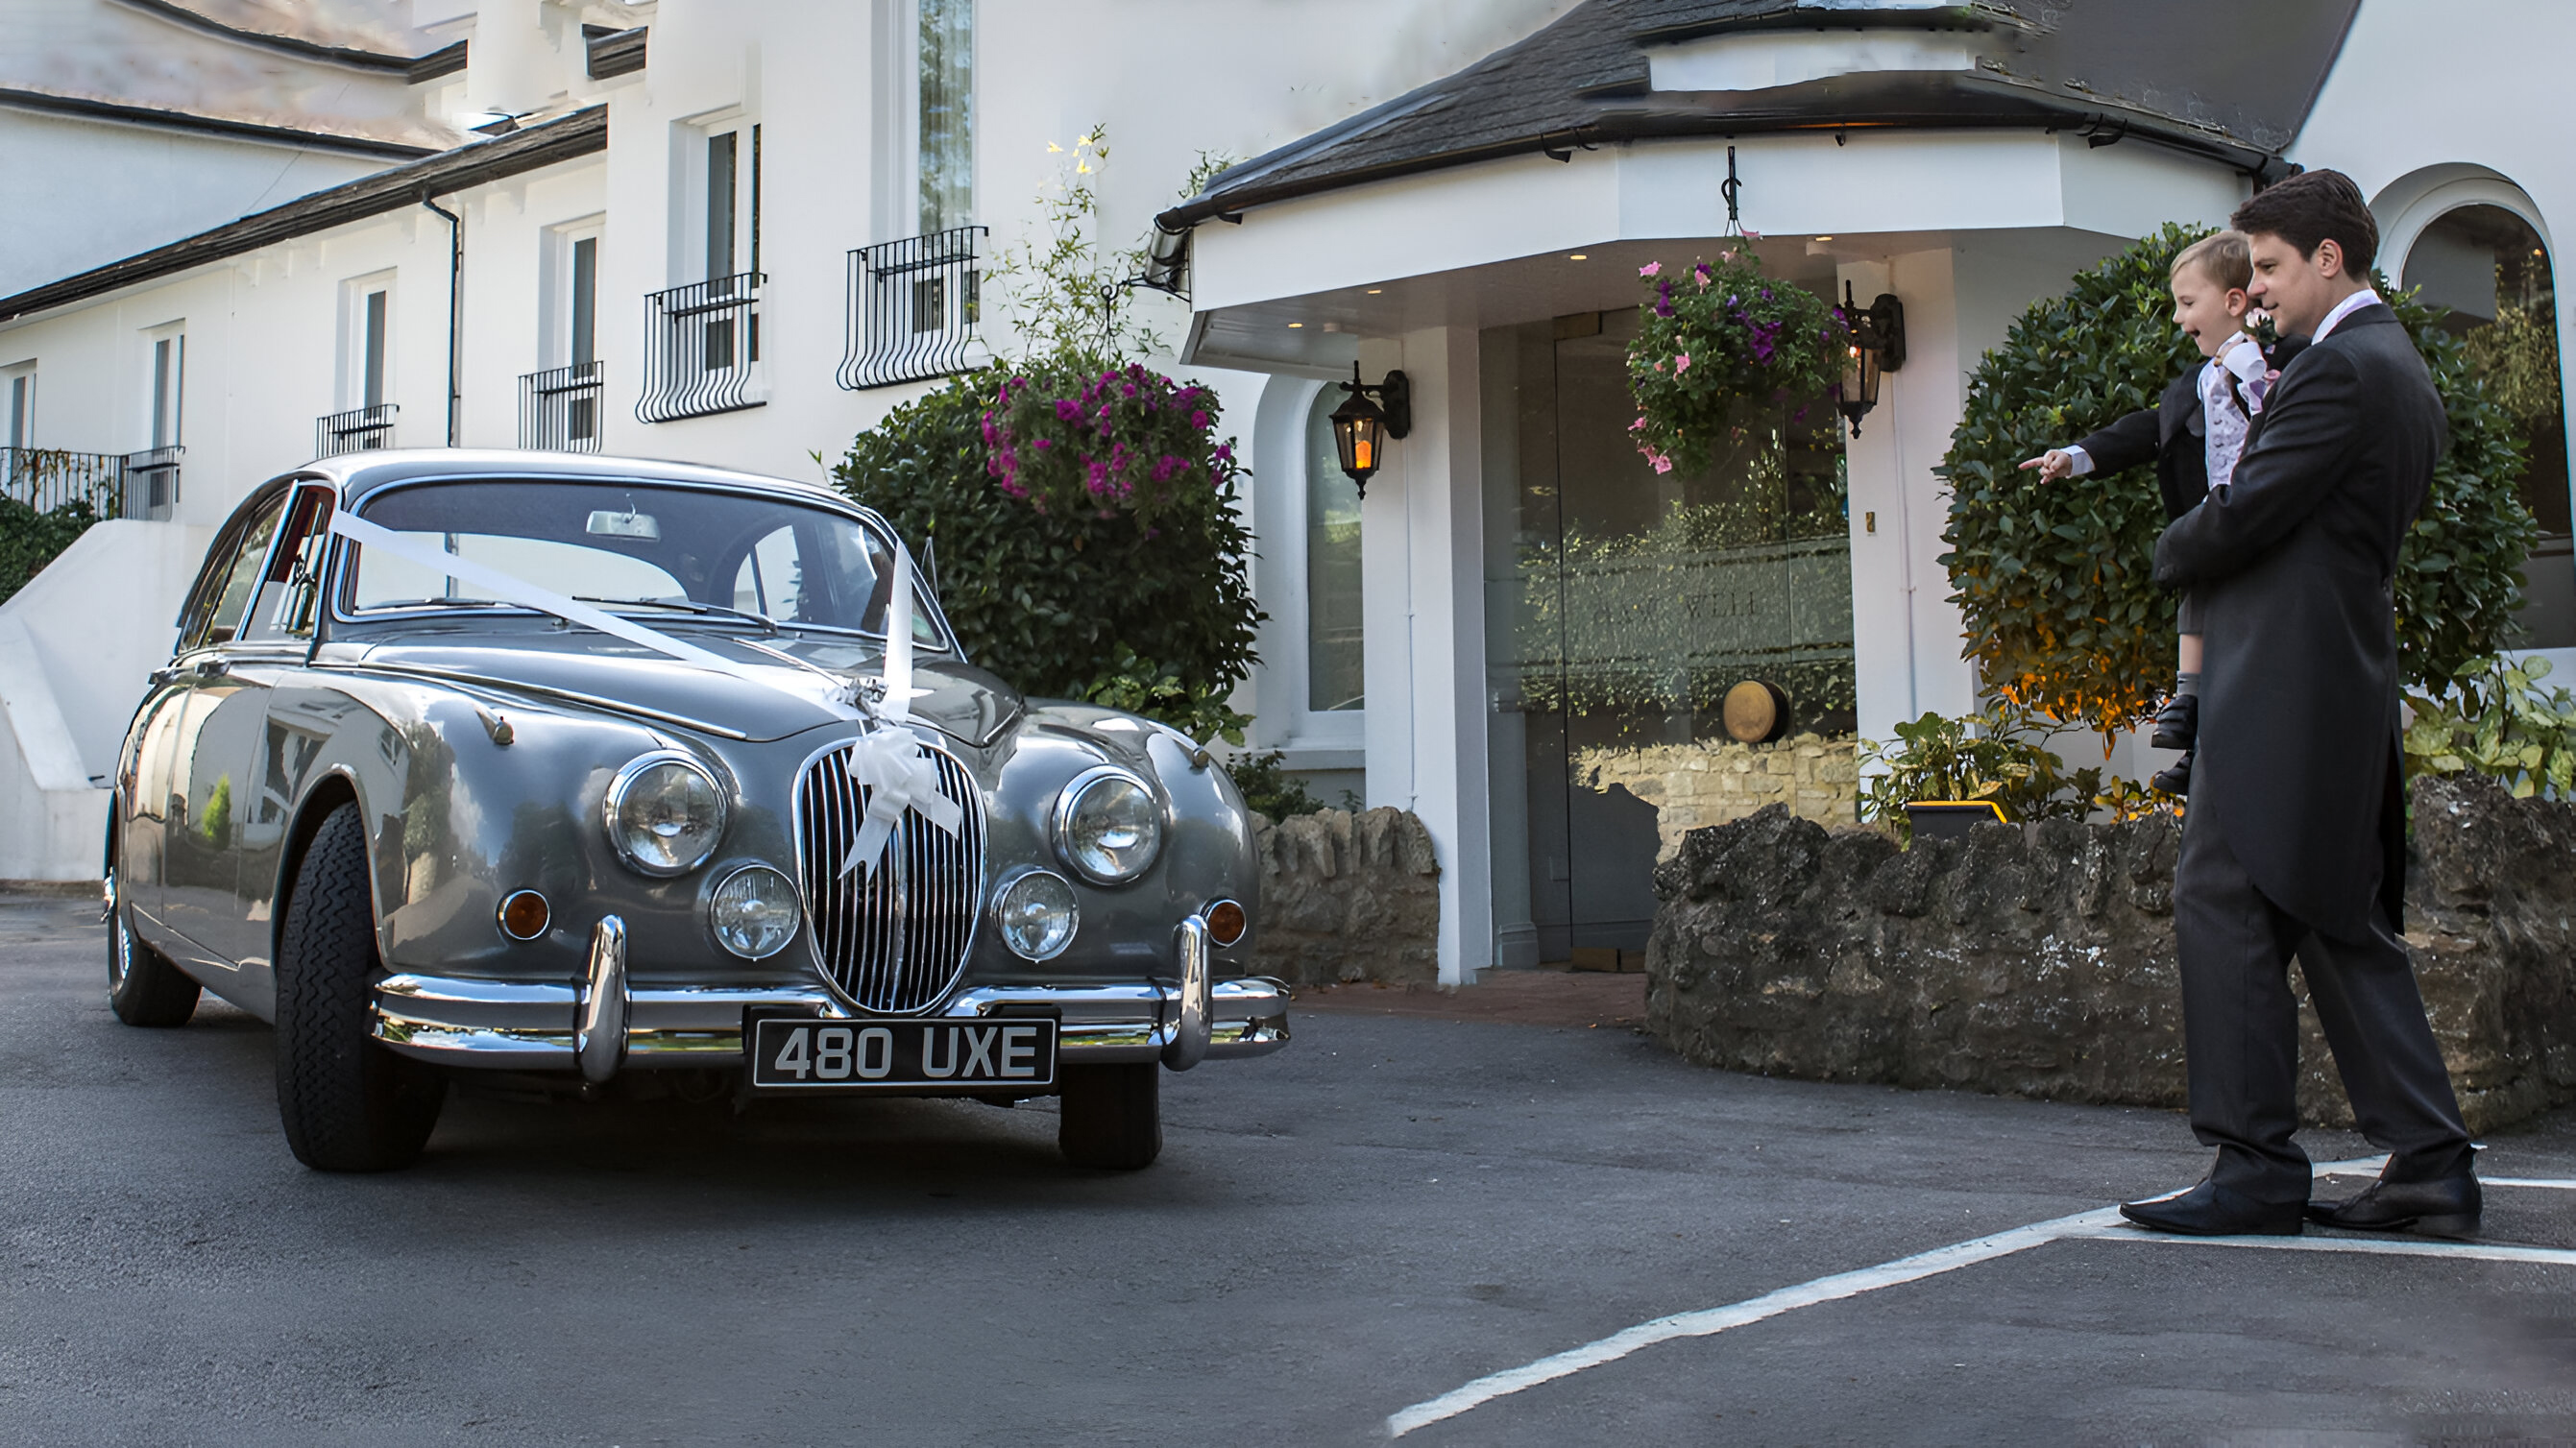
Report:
2232,169,2379,274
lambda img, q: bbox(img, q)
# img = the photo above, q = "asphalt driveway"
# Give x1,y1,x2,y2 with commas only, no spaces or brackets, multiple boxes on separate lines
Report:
4,889,2571,1445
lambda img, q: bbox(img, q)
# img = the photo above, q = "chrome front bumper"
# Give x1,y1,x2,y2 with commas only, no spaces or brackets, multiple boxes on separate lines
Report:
372,916,1290,1078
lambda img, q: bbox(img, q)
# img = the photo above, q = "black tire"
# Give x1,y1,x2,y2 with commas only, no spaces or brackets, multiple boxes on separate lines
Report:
106,860,199,1027
274,803,445,1171
1057,1062,1161,1170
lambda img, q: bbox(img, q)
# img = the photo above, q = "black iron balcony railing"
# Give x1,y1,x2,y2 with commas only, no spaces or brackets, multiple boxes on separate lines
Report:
316,403,398,458
639,271,765,422
4,446,126,517
122,446,183,520
521,361,604,451
839,227,986,390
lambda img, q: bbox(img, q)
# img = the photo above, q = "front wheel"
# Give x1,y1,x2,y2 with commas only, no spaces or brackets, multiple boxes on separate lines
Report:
106,861,199,1027
274,803,445,1170
1057,1062,1161,1170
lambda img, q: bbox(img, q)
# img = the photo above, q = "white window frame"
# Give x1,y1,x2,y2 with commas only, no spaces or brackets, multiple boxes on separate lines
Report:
4,359,34,450
674,110,759,287
541,217,606,370
336,272,397,412
869,0,975,243
1252,376,1368,760
141,321,185,450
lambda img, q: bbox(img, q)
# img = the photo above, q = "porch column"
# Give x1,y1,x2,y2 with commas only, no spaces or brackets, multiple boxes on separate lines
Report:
1839,251,1980,747
1359,326,1494,985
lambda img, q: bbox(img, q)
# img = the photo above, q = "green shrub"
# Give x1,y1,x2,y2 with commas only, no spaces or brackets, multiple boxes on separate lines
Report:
1223,750,1328,821
1939,223,2536,738
1859,705,2104,842
1626,251,1847,476
0,495,101,606
2404,654,2576,799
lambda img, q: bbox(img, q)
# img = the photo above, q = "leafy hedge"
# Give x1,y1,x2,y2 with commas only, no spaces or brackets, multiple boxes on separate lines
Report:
0,496,101,607
1938,223,2536,736
830,362,1260,743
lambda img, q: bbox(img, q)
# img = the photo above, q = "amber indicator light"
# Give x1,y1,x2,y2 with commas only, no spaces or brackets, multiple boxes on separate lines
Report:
1204,899,1247,947
498,889,551,941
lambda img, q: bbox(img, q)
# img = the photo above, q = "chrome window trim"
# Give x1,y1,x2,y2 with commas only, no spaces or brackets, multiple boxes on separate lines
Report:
1051,764,1165,886
322,470,963,653
601,749,731,878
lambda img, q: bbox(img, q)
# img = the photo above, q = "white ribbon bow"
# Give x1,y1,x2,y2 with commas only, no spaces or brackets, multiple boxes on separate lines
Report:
325,510,962,880
839,543,962,877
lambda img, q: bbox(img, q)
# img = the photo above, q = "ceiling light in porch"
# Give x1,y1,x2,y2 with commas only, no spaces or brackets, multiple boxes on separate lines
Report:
1288,322,1304,328
1568,253,1590,260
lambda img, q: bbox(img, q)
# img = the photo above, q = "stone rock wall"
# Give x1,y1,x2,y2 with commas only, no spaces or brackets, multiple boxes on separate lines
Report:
1250,807,1441,987
1644,776,2576,1134
1575,736,1860,862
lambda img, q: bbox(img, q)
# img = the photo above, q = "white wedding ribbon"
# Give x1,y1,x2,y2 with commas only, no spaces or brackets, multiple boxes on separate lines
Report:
326,509,963,880
838,544,962,876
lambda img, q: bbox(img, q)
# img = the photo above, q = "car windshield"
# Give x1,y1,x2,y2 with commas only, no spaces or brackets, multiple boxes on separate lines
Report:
342,477,946,646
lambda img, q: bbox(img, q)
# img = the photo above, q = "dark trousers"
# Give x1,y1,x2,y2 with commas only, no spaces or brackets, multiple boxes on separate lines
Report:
2174,807,2473,1201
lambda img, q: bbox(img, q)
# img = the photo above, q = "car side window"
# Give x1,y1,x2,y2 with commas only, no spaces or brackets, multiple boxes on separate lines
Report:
194,495,288,648
239,486,336,642
732,524,807,622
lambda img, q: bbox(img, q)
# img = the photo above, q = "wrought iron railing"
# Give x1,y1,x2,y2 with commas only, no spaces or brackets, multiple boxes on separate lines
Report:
122,446,183,520
838,226,985,390
316,403,398,458
639,271,765,422
521,361,605,451
3,446,127,517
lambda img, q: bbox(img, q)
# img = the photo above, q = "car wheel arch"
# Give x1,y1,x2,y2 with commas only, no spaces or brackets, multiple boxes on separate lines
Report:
271,771,369,970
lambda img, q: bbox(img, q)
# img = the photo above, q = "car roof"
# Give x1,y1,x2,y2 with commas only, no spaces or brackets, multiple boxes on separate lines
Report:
283,448,863,513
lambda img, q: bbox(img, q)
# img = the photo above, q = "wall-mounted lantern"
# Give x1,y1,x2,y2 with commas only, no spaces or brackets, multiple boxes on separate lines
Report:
1328,363,1412,495
1836,283,1907,438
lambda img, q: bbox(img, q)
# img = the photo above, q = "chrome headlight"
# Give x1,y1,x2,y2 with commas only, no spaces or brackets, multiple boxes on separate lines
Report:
1053,765,1162,884
994,868,1079,961
711,864,799,958
604,753,728,877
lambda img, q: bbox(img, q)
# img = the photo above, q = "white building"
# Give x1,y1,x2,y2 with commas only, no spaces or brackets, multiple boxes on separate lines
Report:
4,0,2571,993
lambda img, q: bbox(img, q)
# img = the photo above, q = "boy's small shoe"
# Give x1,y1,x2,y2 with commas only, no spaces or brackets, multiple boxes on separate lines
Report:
2152,751,2193,796
2151,692,2199,750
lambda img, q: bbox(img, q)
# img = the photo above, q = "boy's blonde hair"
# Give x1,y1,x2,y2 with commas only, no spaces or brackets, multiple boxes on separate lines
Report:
2171,230,2253,293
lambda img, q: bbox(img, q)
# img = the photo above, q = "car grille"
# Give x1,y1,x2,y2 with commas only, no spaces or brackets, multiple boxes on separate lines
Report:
793,738,985,1014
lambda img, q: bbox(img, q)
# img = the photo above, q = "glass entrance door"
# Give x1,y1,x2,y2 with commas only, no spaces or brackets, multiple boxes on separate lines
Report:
1485,306,1856,960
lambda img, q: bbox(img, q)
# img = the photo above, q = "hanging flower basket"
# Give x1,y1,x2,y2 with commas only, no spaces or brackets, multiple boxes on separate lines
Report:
982,360,1241,527
1626,251,1848,475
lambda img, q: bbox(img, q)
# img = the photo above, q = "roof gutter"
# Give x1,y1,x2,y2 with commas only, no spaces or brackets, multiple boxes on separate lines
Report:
1154,102,2276,234
0,86,438,160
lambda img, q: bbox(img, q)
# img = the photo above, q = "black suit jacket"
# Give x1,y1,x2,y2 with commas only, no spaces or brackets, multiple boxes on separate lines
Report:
2151,306,2444,939
2076,370,2213,521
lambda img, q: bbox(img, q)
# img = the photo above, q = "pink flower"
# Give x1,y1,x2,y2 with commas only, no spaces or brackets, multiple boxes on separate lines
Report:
1741,229,1762,241
1675,353,1691,374
1639,261,1662,277
1628,417,1647,431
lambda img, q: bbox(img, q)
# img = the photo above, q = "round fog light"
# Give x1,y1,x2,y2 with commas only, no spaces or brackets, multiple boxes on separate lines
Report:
711,865,800,959
1203,898,1246,947
995,869,1079,961
497,889,550,941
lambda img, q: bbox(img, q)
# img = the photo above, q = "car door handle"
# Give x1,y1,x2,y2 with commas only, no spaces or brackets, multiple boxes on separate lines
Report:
192,659,230,680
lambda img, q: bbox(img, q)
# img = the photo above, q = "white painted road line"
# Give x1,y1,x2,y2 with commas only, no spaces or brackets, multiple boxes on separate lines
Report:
1383,1206,2125,1437
1383,1158,2576,1439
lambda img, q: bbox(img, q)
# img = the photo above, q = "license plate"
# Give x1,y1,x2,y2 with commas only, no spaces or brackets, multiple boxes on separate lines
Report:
750,1016,1057,1089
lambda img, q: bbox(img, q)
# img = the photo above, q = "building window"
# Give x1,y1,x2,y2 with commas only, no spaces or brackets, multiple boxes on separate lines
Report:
641,120,765,422
918,0,973,235
1303,386,1365,712
321,278,397,456
5,363,31,451
149,330,183,449
2406,205,2569,647
571,235,599,367
526,221,606,450
131,325,185,518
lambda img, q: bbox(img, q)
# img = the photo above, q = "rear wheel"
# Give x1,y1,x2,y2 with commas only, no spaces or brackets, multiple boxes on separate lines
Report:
1057,1062,1161,1170
106,859,199,1027
274,803,445,1171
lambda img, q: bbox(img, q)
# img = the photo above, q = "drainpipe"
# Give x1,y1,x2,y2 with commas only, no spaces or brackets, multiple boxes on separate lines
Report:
419,191,462,446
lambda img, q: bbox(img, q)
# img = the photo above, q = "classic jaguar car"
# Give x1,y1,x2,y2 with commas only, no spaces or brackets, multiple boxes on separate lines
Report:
104,449,1287,1170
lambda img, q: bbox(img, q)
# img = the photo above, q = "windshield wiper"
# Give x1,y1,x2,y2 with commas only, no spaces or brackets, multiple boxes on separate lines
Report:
371,596,513,609
573,595,779,634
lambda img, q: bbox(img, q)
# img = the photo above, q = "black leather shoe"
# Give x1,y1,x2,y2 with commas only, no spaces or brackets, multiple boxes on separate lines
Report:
2151,750,2192,796
2120,1178,2304,1236
2151,692,2199,751
2305,1174,2481,1239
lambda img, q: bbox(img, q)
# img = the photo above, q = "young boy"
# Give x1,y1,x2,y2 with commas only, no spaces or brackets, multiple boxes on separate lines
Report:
2022,229,2279,795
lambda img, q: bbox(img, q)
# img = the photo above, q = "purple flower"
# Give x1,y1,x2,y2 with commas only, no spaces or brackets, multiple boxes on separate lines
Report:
1189,410,1209,428
1655,278,1674,318
1055,399,1082,422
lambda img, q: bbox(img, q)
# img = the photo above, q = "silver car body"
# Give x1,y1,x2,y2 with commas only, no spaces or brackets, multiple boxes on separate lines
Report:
110,450,1285,1085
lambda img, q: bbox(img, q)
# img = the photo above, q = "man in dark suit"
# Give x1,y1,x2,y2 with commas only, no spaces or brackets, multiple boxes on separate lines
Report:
2123,170,2480,1239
